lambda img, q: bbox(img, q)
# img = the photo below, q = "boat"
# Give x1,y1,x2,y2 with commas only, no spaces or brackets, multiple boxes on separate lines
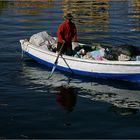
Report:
19,31,140,83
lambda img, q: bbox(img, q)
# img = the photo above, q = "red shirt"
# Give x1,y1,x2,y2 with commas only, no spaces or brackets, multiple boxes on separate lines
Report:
57,20,77,44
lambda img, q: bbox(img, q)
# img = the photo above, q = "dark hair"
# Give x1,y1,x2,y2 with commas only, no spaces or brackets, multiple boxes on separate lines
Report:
64,13,73,20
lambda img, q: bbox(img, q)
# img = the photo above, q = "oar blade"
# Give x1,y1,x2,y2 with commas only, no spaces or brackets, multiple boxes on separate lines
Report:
47,43,64,79
47,65,57,79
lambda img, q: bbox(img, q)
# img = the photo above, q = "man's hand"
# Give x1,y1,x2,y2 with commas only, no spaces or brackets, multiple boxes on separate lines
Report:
72,42,79,48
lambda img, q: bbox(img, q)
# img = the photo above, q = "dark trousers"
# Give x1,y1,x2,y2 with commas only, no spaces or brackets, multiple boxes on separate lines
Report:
57,42,73,56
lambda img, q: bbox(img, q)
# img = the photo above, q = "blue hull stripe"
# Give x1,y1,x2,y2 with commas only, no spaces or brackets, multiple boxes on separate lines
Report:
25,52,140,83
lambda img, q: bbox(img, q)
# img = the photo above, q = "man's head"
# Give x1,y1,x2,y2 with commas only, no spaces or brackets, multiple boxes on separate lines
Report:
64,13,73,21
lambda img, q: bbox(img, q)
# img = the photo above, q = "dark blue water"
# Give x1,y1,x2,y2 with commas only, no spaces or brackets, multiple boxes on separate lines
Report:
0,0,140,139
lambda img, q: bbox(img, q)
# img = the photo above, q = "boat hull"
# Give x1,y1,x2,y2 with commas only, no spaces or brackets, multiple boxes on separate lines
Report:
20,40,140,83
25,52,140,83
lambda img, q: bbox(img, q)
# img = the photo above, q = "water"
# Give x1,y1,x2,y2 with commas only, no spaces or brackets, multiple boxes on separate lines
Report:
0,0,140,139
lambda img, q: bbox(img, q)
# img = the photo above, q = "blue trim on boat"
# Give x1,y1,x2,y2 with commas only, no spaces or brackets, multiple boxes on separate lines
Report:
24,52,140,83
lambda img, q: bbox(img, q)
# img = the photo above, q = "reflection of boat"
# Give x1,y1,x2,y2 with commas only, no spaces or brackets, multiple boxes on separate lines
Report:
20,63,140,110
109,106,139,116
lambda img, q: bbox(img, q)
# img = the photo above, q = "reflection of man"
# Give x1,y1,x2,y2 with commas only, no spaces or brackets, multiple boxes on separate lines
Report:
56,86,77,112
57,13,77,56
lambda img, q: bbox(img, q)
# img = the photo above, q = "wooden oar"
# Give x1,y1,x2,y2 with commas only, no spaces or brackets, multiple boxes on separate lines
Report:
60,55,74,74
48,43,64,79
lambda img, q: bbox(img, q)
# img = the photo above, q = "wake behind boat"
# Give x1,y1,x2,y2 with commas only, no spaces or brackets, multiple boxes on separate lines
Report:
19,31,140,83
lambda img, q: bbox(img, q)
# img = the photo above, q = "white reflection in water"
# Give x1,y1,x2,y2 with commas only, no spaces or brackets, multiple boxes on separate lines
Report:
20,61,140,111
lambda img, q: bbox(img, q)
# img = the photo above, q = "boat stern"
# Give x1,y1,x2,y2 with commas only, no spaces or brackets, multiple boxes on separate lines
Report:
19,39,25,45
19,39,30,52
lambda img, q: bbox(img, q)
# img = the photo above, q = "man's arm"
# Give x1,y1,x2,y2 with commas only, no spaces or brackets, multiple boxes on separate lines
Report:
73,24,77,42
57,24,64,43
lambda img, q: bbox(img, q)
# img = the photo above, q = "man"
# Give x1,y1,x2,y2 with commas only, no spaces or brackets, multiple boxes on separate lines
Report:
57,13,77,56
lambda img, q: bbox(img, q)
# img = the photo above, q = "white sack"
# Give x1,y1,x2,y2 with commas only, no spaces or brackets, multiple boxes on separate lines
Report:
29,31,52,46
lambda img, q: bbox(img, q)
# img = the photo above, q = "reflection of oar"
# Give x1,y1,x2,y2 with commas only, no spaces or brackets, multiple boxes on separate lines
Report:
48,43,64,79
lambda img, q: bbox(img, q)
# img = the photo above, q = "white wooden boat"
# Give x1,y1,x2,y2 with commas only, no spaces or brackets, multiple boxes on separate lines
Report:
19,32,140,83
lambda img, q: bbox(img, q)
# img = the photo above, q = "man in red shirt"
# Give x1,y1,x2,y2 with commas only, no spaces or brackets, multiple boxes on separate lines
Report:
57,13,77,56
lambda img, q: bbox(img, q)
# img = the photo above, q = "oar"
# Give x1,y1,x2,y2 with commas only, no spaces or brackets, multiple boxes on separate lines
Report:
60,55,74,74
48,43,64,79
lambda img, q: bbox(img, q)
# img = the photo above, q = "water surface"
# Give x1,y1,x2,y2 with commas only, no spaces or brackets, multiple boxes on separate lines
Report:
0,0,140,139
